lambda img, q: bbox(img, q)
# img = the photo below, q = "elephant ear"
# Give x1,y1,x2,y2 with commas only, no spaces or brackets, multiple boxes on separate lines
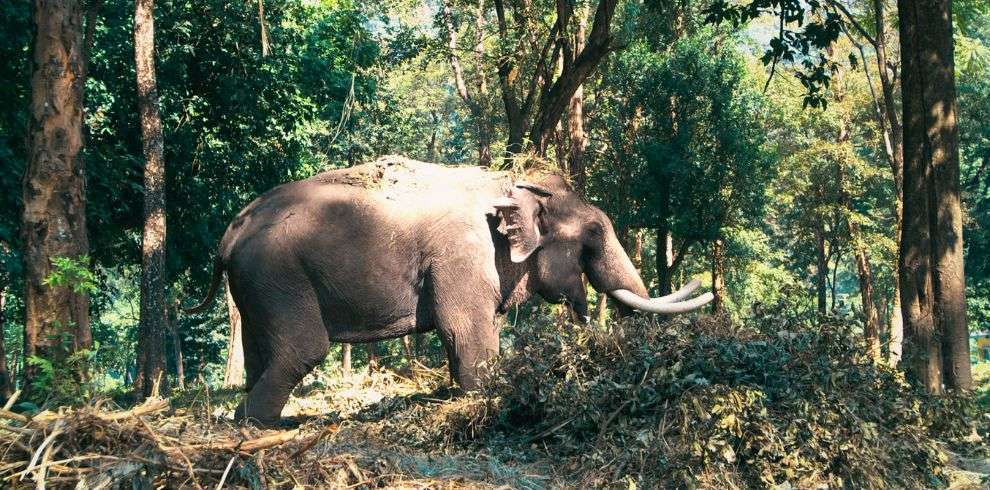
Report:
493,182,552,263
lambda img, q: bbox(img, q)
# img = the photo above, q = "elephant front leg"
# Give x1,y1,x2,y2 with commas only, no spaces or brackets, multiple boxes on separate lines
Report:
433,299,500,391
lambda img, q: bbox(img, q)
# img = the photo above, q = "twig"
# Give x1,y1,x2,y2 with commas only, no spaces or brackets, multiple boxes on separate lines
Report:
0,409,28,424
3,390,21,411
133,415,202,490
22,420,63,480
215,456,237,490
290,424,339,459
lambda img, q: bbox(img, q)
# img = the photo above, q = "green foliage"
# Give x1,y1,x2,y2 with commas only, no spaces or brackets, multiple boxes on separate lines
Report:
590,29,776,240
43,256,98,295
26,338,98,407
703,0,844,108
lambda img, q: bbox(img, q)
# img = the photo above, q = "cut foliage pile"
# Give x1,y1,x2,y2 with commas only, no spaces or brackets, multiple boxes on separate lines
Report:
470,314,954,487
0,313,983,488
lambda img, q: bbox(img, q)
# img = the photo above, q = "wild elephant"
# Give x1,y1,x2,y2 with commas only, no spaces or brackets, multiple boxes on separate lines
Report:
187,156,711,425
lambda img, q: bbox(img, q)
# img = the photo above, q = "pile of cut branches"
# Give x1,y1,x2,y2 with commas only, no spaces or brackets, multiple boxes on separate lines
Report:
0,366,509,489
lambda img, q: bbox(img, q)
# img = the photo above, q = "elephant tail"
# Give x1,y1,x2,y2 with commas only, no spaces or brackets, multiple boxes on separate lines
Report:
184,255,225,314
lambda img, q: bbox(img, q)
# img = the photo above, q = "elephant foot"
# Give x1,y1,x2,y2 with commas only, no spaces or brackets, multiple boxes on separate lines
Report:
238,416,299,429
233,402,291,429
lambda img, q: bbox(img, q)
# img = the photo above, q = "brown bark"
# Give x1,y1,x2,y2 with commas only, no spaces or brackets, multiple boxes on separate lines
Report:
836,110,882,360
222,281,244,388
711,238,727,313
868,0,905,366
897,0,945,393
342,344,352,376
133,0,168,399
850,226,881,359
366,343,380,370
22,0,91,395
903,0,969,391
567,8,588,191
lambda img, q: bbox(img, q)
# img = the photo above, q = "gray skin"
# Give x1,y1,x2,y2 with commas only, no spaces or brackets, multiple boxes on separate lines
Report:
187,156,650,425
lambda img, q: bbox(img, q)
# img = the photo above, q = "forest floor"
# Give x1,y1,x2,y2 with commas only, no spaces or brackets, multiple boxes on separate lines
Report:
1,318,989,488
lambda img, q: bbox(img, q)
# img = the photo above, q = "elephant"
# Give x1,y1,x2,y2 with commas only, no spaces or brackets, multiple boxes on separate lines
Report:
186,156,712,425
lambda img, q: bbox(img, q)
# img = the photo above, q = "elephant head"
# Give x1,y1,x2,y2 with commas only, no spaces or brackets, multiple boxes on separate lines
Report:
493,174,713,319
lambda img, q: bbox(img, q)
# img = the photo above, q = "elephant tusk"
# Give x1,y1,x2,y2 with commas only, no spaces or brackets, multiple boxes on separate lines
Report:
649,279,701,304
610,289,714,314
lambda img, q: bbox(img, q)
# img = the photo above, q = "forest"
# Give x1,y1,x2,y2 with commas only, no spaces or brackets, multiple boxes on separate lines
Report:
0,0,989,486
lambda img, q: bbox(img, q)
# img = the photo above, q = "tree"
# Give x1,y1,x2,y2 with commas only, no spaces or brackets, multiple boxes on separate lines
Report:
440,0,621,159
22,0,92,396
222,281,244,387
897,0,971,392
133,0,168,398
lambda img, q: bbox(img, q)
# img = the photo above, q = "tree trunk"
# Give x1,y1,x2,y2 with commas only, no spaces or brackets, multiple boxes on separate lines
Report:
342,344,352,376
133,0,168,399
870,0,905,368
222,281,244,388
711,238,727,313
655,229,674,296
367,343,380,370
169,301,185,389
402,336,415,364
815,227,828,315
22,0,91,396
836,114,882,360
0,282,11,400
897,0,970,392
567,9,588,191
850,227,881,359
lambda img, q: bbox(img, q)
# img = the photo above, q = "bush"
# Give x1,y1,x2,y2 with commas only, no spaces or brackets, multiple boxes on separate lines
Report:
470,314,949,488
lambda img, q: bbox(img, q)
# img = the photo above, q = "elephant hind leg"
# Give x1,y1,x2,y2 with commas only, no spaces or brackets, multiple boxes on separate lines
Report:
234,315,330,426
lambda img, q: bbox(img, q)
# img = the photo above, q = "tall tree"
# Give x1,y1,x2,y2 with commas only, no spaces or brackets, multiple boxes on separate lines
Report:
22,0,91,395
133,0,168,398
897,0,971,392
440,0,494,166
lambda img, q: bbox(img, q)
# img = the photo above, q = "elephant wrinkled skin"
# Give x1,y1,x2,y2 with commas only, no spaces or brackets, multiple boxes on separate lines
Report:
187,156,711,425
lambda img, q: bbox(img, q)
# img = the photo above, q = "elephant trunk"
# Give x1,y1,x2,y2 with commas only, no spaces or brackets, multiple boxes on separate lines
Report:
589,228,712,315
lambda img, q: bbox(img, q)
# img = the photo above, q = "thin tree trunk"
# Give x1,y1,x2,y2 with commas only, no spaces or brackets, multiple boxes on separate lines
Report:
22,0,91,396
567,9,588,191
711,238,727,313
366,343,379,370
850,227,881,359
655,229,674,296
871,0,906,367
170,306,185,390
222,281,244,388
342,344,352,376
0,282,11,399
815,227,828,315
402,336,415,364
134,0,168,399
835,112,882,359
